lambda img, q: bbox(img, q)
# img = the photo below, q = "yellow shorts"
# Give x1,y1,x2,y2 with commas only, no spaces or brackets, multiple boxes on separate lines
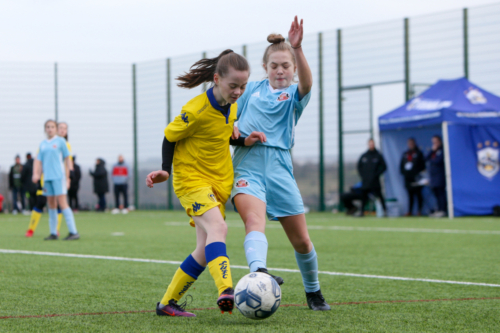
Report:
179,187,226,227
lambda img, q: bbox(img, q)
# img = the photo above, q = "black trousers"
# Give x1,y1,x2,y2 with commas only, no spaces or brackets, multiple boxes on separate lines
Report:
341,191,363,210
114,184,128,209
432,186,447,213
406,186,423,215
361,188,386,213
96,193,106,211
68,188,79,210
11,188,25,211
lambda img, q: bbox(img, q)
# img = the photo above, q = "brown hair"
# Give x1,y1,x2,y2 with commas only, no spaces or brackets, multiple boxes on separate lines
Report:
44,119,57,128
262,34,296,66
177,49,249,89
58,121,69,141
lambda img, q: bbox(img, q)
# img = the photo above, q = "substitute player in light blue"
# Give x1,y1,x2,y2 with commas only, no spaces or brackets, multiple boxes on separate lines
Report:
231,17,330,311
32,120,79,240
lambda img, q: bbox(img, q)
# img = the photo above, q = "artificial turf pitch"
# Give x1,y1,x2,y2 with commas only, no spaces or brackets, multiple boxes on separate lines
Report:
1,211,499,332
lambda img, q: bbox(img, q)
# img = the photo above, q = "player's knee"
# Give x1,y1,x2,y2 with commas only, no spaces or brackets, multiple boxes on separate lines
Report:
210,219,227,236
244,212,265,232
293,237,313,254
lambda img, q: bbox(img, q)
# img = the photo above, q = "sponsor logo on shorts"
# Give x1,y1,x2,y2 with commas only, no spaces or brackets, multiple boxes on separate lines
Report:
235,179,249,188
192,202,205,213
178,281,194,296
219,260,228,279
277,92,290,102
208,193,217,202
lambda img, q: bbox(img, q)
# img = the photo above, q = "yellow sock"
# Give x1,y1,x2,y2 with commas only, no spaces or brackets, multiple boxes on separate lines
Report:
208,256,233,296
57,213,62,233
28,211,42,232
160,268,196,305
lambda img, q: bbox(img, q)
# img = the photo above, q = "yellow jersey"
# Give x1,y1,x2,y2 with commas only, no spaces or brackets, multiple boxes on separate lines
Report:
165,88,237,200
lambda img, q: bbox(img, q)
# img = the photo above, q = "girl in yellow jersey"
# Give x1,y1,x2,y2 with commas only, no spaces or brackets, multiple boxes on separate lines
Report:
146,50,266,317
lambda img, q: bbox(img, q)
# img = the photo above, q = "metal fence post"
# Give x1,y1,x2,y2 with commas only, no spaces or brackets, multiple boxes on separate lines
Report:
463,8,469,79
318,32,325,212
242,45,247,58
166,58,173,210
404,18,410,101
337,29,344,209
132,64,139,209
54,62,58,121
202,51,207,92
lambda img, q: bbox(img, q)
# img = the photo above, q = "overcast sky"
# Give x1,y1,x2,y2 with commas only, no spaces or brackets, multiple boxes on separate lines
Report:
1,0,499,63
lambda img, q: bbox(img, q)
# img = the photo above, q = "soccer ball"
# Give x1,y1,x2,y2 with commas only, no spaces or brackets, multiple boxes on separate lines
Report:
234,272,281,320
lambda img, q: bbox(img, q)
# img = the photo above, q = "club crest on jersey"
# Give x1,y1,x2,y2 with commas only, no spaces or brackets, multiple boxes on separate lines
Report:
181,112,189,125
52,145,57,148
277,92,290,102
235,179,249,188
477,141,499,179
208,193,217,202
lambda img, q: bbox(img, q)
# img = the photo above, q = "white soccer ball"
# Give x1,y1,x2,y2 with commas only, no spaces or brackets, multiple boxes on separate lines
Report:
234,272,281,320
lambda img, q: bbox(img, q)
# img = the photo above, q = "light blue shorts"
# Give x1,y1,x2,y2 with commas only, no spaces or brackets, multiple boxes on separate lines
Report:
43,178,67,196
231,145,304,221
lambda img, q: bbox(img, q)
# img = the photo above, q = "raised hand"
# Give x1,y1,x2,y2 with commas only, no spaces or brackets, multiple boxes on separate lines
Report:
245,131,267,146
146,170,170,188
288,16,304,49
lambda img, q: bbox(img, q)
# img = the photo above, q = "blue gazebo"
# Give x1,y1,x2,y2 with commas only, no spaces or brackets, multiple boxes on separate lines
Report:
378,77,500,218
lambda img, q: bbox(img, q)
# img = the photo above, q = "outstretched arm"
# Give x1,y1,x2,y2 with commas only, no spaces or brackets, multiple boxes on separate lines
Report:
289,16,312,98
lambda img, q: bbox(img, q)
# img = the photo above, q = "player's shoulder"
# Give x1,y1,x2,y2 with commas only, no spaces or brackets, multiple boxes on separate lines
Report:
182,92,209,117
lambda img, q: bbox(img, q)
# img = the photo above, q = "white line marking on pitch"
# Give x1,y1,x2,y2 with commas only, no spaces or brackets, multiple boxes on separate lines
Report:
165,222,500,235
111,232,125,236
1,249,499,288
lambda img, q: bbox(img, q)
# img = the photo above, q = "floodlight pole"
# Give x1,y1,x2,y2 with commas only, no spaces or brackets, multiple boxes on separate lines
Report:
463,8,469,79
54,63,58,121
202,51,207,92
166,58,173,210
132,64,139,209
318,32,325,212
337,29,344,210
404,18,410,102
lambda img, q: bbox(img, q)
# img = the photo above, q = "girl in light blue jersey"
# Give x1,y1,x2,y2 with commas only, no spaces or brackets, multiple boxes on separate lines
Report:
32,120,79,240
231,16,330,311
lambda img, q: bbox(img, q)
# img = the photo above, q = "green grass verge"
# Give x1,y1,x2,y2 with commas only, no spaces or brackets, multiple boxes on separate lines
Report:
1,211,499,332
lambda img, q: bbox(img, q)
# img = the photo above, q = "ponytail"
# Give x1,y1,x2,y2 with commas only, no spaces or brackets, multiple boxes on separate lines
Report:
177,49,249,89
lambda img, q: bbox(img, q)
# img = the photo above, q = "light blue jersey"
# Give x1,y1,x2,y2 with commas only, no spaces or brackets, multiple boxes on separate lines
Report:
236,79,311,150
37,136,70,181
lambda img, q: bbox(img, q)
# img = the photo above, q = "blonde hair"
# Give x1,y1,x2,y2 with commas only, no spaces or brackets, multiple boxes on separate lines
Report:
262,34,296,66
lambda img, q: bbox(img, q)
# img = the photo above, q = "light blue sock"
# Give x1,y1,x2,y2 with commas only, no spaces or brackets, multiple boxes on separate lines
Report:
48,209,58,235
295,245,320,293
61,208,78,234
244,231,268,272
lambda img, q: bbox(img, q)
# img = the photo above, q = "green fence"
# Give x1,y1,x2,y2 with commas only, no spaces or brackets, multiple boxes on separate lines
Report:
1,3,500,211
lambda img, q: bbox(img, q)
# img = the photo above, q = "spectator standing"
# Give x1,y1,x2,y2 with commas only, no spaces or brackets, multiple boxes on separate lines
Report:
9,155,25,214
357,139,387,216
426,135,447,217
89,158,109,212
68,155,81,211
111,155,129,214
400,138,426,216
21,153,37,212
